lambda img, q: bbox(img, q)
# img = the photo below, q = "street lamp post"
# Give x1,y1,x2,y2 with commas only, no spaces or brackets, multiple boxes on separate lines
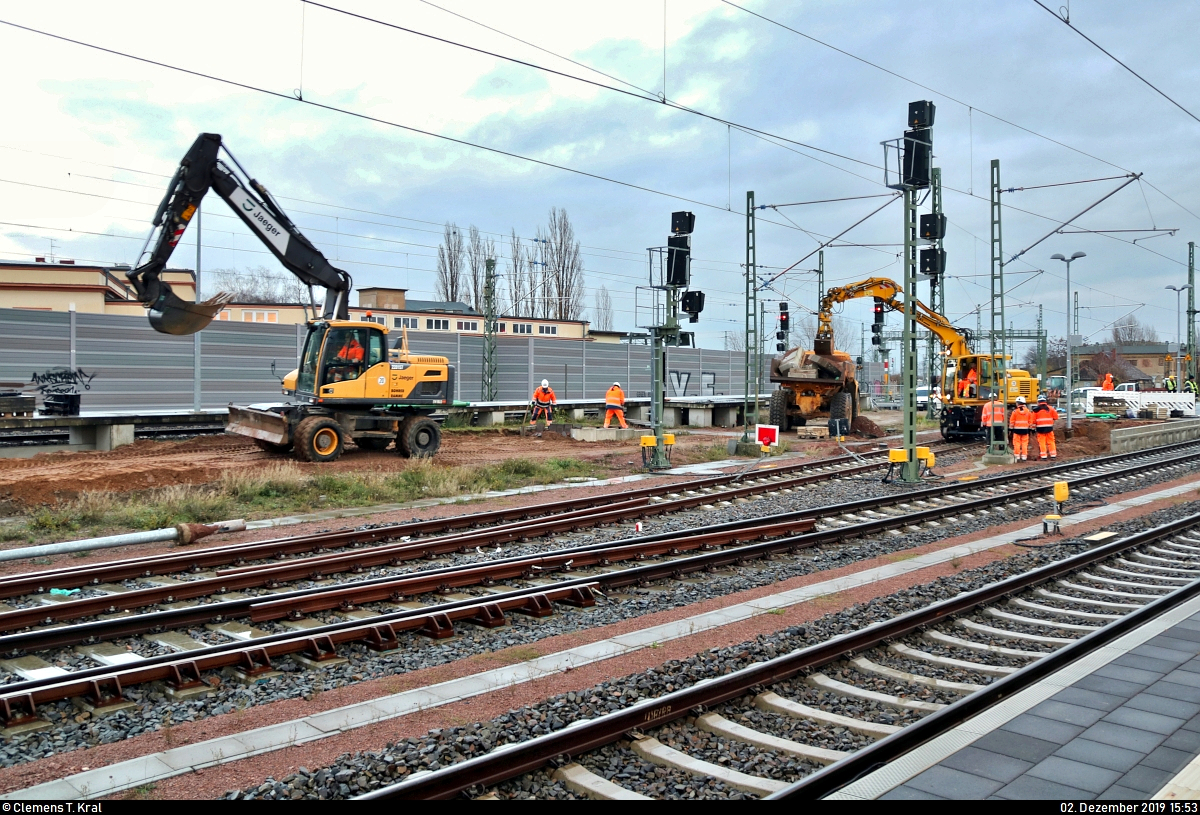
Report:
1167,284,1193,390
1051,252,1086,434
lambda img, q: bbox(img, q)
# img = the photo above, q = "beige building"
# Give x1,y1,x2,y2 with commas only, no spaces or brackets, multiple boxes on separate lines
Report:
0,264,591,339
0,259,195,315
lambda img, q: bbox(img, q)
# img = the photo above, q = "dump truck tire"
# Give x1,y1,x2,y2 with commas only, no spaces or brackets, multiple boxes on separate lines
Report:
398,416,441,458
769,389,792,431
830,392,852,423
253,438,294,454
355,437,392,451
295,417,344,463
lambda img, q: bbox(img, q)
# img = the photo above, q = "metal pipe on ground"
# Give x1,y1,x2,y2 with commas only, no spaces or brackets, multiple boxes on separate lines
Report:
0,519,246,563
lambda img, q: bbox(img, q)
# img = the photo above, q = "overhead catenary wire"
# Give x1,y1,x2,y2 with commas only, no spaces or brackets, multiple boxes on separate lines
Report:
0,15,1191,333
1031,0,1200,126
723,0,1200,229
299,0,885,175
1003,174,1142,265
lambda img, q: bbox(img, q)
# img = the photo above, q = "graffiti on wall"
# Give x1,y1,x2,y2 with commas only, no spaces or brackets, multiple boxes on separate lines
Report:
29,368,97,395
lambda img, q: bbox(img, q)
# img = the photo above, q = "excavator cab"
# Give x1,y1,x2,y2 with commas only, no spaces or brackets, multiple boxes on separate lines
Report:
295,323,387,400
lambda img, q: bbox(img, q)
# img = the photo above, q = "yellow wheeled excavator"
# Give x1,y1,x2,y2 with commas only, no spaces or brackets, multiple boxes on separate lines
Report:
770,277,1038,439
125,133,456,462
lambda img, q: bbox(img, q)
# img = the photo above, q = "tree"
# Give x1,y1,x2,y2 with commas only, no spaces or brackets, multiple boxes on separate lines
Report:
795,314,853,352
464,226,497,313
1079,348,1140,384
1020,336,1068,373
435,223,466,304
506,230,532,316
1111,314,1159,345
212,266,309,309
724,330,745,352
592,285,614,331
538,207,585,321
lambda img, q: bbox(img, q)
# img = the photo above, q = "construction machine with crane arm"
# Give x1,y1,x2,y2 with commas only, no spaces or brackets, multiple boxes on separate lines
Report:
125,132,455,462
770,277,1038,439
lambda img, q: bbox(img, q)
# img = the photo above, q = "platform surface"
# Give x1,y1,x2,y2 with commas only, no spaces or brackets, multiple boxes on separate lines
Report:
878,598,1200,800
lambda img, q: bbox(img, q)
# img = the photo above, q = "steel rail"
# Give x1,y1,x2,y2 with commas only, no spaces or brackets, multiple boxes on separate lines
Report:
244,445,1200,622
358,510,1200,800
0,443,1192,720
0,582,602,726
0,443,933,597
0,443,1192,649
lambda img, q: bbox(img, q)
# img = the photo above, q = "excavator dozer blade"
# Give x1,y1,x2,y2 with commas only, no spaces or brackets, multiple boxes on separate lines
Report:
227,406,290,445
148,286,235,335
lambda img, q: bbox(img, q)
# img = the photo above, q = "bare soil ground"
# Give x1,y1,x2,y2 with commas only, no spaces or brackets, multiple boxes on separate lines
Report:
0,415,1153,513
0,428,727,510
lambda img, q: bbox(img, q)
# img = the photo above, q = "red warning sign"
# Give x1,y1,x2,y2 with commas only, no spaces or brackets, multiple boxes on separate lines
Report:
756,424,779,447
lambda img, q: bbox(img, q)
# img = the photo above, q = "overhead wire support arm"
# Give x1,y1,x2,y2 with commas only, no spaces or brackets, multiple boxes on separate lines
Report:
1004,174,1143,266
765,193,902,288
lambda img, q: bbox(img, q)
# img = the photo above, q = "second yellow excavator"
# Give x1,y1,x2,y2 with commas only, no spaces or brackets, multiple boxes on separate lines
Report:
770,277,1039,439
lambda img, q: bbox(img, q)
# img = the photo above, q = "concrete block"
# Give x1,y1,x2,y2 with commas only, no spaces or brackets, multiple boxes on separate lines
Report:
712,406,738,427
686,408,713,428
570,408,585,421
570,427,641,442
68,425,96,446
476,411,507,427
96,424,134,452
661,406,682,427
625,405,649,422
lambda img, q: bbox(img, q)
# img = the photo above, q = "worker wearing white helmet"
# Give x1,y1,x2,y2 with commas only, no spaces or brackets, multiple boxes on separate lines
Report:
604,381,628,429
1009,395,1032,462
530,379,557,426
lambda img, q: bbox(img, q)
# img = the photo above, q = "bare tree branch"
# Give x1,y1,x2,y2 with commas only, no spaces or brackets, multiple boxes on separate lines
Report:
435,223,465,304
593,284,614,331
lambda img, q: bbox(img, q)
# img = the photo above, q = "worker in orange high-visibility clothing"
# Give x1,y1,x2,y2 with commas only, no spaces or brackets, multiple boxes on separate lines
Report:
1101,373,1115,391
603,382,628,429
336,336,365,362
1009,396,1033,462
530,379,557,425
980,397,1005,443
1032,393,1060,460
958,363,978,397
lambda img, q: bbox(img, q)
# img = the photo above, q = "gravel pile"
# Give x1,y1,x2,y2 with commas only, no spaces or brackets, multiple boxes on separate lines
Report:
231,496,1200,800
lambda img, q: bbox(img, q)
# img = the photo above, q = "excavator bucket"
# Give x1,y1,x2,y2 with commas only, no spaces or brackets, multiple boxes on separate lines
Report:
147,284,234,335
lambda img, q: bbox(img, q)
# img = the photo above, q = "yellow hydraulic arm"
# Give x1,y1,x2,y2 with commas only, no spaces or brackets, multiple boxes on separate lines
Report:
817,277,971,358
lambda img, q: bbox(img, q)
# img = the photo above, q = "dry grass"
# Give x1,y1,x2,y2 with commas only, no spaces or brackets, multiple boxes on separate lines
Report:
8,457,599,542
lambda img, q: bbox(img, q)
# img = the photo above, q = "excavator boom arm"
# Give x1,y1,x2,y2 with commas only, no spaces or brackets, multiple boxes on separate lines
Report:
818,277,972,357
126,133,352,335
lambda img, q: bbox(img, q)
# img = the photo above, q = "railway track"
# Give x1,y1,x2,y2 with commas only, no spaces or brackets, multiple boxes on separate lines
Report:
0,424,228,447
0,440,1190,732
359,505,1200,800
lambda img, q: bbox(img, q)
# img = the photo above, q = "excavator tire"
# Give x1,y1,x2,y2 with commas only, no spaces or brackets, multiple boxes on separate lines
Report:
295,417,345,463
354,437,392,452
768,389,792,431
253,438,294,454
398,416,441,458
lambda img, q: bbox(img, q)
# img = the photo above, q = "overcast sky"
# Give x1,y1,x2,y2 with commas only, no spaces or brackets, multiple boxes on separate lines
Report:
1,0,1198,351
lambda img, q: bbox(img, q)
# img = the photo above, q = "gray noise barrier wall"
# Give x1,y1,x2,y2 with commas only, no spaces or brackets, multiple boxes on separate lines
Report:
0,308,748,410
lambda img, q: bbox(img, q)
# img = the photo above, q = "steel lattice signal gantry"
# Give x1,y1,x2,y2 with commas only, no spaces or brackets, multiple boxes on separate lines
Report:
1190,242,1197,381
482,258,498,401
985,159,1014,463
926,168,944,419
742,191,758,442
900,184,920,481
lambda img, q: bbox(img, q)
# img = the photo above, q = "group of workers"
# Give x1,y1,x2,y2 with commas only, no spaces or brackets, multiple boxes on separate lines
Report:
529,380,629,429
1163,373,1198,393
981,393,1060,462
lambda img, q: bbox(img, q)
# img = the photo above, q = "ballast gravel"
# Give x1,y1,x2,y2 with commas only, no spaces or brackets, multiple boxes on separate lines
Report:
229,492,1200,800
